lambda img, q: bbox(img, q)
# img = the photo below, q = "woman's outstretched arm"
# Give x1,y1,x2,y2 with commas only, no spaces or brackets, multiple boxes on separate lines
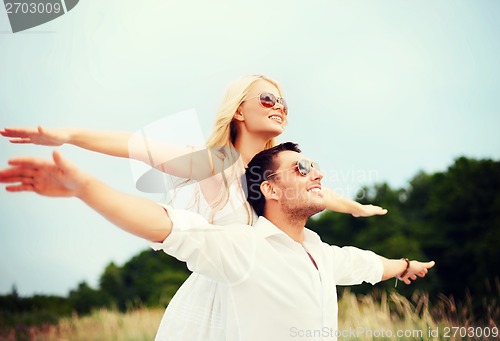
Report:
323,188,388,217
1,126,214,181
1,126,133,157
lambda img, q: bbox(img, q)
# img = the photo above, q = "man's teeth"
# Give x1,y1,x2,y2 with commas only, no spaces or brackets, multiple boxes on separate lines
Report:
269,116,282,123
308,188,321,193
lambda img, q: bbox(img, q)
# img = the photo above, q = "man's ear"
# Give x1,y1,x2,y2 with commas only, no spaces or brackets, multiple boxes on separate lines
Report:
260,181,281,201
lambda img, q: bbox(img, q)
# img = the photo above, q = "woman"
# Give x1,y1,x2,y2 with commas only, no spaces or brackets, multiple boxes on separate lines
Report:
1,75,386,339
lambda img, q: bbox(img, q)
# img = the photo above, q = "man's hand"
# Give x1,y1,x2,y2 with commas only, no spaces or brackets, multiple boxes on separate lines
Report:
1,150,172,241
0,126,69,146
399,260,435,285
0,150,89,197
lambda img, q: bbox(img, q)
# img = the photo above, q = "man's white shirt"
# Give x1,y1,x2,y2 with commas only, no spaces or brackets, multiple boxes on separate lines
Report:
151,205,383,341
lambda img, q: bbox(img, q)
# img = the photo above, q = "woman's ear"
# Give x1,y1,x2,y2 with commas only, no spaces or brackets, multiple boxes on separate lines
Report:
233,109,245,122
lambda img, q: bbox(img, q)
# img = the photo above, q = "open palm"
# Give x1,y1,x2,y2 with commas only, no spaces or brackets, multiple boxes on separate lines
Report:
0,151,87,197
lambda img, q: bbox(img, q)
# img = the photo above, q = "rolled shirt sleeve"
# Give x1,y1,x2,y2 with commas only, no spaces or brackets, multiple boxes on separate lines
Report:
150,205,255,284
329,246,384,285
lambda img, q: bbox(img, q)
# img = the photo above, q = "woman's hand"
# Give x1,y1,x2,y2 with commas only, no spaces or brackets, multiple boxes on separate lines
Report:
0,150,89,197
1,126,69,146
352,204,388,217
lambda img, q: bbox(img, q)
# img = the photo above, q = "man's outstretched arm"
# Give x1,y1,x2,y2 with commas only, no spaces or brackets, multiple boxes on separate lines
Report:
0,150,172,242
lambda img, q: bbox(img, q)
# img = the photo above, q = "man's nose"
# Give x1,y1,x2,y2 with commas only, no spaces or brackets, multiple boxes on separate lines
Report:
310,167,323,181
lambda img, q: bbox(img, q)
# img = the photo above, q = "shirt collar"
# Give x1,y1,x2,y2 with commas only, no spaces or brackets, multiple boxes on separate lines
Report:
253,216,322,246
253,217,287,239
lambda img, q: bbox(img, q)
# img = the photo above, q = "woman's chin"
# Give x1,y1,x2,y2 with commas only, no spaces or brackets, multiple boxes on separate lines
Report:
267,128,283,139
267,124,284,137
249,124,284,140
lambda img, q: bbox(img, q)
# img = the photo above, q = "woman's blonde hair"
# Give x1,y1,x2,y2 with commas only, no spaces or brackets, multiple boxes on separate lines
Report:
201,74,286,224
205,74,284,149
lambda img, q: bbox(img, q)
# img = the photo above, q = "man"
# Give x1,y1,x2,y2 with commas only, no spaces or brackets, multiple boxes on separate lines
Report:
0,142,434,340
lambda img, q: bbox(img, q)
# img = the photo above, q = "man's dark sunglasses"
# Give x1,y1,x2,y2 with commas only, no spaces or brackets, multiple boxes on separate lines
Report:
266,159,320,179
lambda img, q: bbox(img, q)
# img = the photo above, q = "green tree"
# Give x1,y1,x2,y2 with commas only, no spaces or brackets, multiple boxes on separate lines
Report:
68,281,109,314
419,157,500,299
99,262,124,308
98,250,190,310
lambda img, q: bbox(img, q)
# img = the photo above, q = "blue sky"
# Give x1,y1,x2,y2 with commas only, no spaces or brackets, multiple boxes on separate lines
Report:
1,0,499,296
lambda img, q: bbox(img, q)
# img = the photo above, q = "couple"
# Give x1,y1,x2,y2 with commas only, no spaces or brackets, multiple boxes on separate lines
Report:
0,142,434,340
1,75,434,340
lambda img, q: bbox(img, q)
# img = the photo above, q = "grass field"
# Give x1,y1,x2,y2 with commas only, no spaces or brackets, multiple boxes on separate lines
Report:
3,290,498,340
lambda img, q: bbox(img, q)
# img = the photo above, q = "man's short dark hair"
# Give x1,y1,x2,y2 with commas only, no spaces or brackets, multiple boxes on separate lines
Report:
244,142,301,216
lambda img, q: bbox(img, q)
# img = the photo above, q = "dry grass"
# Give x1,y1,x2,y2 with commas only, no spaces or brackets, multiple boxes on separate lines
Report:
338,289,498,340
2,308,164,341
38,308,164,341
339,290,438,340
4,290,498,340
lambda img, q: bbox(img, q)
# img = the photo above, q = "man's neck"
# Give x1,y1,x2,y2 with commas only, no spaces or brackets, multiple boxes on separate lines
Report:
264,212,308,244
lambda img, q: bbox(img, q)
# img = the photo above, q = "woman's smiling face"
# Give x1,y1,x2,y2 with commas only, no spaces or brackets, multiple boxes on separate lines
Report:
236,80,288,138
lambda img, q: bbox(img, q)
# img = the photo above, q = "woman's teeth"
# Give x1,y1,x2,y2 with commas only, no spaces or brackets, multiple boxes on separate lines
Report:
269,116,282,123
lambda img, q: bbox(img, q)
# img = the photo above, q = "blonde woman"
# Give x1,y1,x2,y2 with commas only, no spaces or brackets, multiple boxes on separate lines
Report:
1,75,387,340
